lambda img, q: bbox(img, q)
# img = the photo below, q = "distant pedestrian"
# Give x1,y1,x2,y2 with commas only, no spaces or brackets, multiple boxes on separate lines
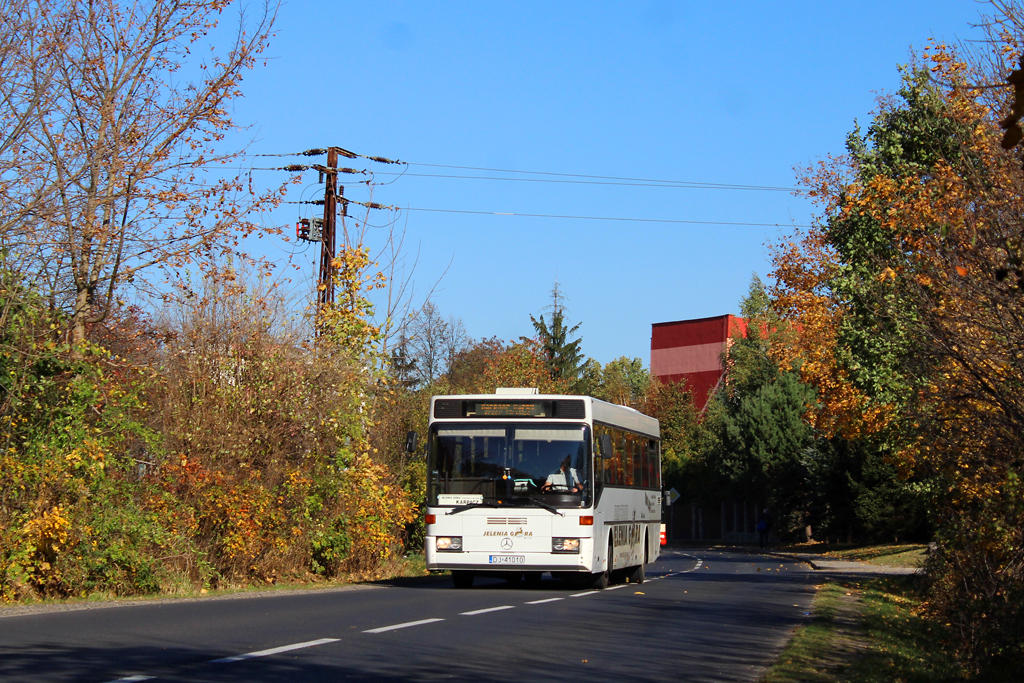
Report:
756,509,773,548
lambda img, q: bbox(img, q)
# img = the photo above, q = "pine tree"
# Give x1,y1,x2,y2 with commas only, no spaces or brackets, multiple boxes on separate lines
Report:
530,282,584,386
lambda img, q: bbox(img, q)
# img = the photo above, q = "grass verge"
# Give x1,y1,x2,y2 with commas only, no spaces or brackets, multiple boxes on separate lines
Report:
0,553,430,612
762,575,962,682
822,544,927,569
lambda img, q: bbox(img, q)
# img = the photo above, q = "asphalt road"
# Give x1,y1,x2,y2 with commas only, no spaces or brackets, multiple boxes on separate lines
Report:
0,549,815,683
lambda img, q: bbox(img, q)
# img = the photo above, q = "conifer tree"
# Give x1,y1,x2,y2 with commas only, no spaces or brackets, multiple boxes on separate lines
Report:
530,282,584,386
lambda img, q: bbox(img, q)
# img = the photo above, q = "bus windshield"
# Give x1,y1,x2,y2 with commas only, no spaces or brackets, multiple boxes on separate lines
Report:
428,423,591,508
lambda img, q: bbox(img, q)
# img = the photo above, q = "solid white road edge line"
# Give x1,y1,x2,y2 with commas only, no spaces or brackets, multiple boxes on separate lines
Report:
364,618,445,634
211,637,340,664
525,597,564,604
460,605,515,616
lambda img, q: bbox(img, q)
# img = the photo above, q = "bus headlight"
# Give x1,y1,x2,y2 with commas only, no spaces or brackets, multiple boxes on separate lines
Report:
552,537,580,553
436,536,463,552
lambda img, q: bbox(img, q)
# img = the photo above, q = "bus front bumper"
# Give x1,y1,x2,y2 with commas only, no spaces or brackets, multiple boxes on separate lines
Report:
426,545,595,574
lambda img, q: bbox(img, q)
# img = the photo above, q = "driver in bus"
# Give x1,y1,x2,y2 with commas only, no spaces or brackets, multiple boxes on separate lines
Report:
543,455,582,493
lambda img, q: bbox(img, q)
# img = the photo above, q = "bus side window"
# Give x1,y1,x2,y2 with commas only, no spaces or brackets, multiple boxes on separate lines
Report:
597,427,612,485
646,440,657,489
606,427,622,486
603,430,611,485
654,442,661,489
621,433,632,486
633,434,644,487
640,435,650,488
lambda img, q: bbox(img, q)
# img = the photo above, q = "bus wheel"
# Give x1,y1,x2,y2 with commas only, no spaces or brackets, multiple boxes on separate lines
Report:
452,571,474,589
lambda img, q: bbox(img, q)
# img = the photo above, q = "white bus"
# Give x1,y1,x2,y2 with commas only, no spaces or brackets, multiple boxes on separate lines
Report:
423,389,662,589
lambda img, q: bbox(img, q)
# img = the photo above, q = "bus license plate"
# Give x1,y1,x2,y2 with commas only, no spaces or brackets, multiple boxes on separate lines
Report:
489,555,525,564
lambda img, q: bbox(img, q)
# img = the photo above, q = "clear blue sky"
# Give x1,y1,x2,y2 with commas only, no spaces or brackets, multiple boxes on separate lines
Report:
229,0,988,366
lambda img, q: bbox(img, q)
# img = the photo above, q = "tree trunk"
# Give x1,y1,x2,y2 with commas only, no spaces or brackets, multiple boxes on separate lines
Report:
71,286,90,355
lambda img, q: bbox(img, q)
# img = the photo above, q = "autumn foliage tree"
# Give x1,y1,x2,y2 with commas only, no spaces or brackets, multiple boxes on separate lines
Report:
0,1,59,242
0,1,427,600
773,22,1024,675
2,0,286,351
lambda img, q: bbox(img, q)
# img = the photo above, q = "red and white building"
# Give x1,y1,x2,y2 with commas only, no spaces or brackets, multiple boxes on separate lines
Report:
650,314,747,412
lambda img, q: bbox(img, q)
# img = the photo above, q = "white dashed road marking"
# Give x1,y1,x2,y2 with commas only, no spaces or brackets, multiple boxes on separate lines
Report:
211,637,340,663
364,618,445,634
101,559,704,682
460,605,515,616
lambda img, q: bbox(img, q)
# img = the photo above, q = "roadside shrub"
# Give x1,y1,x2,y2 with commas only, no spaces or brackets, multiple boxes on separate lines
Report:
2,257,422,601
927,484,1024,681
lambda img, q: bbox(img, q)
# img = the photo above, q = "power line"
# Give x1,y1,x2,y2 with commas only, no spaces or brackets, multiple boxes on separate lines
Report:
402,206,810,228
404,162,798,192
372,172,794,191
162,152,800,194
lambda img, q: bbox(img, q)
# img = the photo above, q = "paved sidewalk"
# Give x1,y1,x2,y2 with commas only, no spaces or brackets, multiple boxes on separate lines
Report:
700,544,923,578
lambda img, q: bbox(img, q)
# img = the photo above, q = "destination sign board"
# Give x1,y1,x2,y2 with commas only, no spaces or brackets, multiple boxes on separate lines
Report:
468,401,550,418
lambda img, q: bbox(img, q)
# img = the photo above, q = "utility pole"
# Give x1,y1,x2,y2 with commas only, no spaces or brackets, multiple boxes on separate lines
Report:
317,147,339,328
292,144,396,335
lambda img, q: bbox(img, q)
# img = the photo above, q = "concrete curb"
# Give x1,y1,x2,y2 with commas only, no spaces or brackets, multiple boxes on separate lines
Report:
759,551,822,570
697,544,823,569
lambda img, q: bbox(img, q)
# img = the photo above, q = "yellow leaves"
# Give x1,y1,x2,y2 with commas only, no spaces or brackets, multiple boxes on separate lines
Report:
317,244,387,353
23,506,71,548
334,454,417,569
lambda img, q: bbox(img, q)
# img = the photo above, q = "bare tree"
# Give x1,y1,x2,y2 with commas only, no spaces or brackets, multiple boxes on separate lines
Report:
394,300,471,388
408,301,449,387
4,1,284,351
442,315,469,386
333,196,451,357
0,2,59,249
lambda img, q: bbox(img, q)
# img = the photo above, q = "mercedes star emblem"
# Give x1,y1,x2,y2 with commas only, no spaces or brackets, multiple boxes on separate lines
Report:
500,537,513,550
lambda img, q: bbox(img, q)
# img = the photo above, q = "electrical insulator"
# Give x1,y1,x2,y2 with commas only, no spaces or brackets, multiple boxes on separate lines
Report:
296,218,311,241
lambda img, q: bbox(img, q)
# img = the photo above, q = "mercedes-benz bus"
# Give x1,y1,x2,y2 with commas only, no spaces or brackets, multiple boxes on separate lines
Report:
423,389,661,588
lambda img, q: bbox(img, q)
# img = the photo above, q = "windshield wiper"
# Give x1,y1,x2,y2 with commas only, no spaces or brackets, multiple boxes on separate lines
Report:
445,497,566,516
526,498,564,516
446,502,501,515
